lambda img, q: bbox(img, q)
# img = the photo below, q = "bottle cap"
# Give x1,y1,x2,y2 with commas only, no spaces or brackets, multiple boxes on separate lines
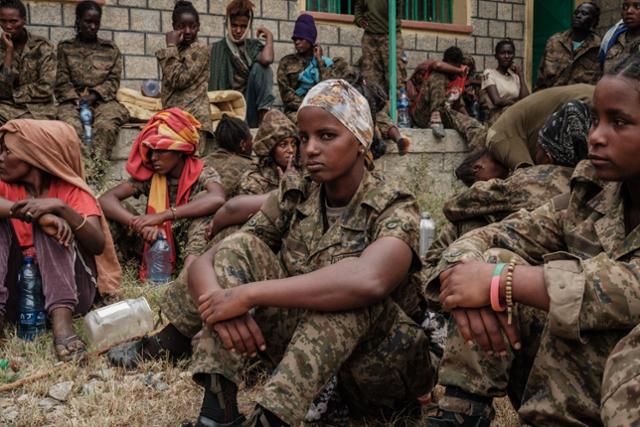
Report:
141,80,161,98
421,211,431,219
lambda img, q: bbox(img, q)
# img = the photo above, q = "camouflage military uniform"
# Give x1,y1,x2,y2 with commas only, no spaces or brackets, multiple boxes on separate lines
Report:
110,166,220,272
422,165,573,301
277,53,349,122
603,31,640,75
56,38,130,188
156,42,213,137
204,148,254,197
189,169,433,425
355,0,406,93
601,323,640,426
0,30,55,122
536,30,601,90
410,71,449,129
429,160,640,426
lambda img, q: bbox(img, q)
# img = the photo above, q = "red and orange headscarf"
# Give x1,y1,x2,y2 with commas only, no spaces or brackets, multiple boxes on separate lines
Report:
126,108,204,280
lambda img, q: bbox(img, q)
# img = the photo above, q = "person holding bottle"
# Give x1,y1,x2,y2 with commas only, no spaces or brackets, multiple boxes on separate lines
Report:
0,119,120,360
56,0,129,190
99,108,225,280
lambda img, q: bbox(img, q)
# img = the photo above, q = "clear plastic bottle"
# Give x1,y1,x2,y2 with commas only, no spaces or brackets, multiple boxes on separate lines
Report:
17,256,47,341
79,99,93,145
397,88,412,128
83,297,154,349
419,212,437,258
145,234,171,284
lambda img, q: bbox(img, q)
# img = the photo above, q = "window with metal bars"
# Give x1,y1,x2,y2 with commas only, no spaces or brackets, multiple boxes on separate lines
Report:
305,0,453,24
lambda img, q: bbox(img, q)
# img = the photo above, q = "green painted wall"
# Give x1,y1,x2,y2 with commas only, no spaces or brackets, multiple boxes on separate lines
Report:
532,0,575,86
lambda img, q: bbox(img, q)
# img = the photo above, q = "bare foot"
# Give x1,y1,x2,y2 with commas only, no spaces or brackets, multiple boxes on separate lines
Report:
50,307,85,361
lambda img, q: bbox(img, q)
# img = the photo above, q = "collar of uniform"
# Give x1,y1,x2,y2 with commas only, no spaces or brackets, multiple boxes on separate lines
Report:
71,36,113,48
295,169,386,229
571,160,604,189
563,29,600,50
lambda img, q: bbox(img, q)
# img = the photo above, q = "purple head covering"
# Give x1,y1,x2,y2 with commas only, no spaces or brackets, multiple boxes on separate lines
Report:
292,14,317,45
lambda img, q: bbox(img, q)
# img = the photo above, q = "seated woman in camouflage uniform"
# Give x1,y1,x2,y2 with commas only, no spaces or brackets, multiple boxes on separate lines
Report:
208,109,297,242
56,0,129,190
184,79,433,427
99,109,225,280
425,55,640,427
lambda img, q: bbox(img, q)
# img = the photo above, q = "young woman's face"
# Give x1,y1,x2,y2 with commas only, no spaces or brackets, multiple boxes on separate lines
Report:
230,15,250,41
0,141,30,182
174,12,199,45
495,44,515,69
472,153,508,182
293,37,312,55
148,149,183,176
0,7,25,39
589,76,640,182
272,137,297,170
622,0,640,30
297,107,363,183
77,8,101,41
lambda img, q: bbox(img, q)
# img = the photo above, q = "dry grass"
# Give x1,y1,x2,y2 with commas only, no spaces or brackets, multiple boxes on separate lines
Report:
0,195,521,426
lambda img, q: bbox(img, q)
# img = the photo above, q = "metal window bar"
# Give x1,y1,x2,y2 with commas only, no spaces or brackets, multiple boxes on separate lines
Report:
306,0,451,24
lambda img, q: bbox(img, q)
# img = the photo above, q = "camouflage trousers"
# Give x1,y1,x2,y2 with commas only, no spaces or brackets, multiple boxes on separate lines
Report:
361,32,407,95
0,101,55,124
438,249,629,426
187,232,434,425
447,109,487,150
57,100,129,190
410,71,449,129
601,323,640,426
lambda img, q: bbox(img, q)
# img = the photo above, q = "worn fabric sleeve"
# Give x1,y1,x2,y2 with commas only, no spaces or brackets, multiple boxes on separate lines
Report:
157,45,210,91
91,47,122,102
13,43,56,104
54,45,78,103
276,57,301,113
373,195,421,258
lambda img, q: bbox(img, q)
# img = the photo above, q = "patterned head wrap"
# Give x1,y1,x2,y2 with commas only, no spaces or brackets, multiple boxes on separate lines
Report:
298,79,374,168
253,109,298,164
538,100,591,167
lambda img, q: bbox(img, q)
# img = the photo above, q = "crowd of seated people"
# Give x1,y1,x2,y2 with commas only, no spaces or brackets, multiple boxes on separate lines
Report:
1,0,640,426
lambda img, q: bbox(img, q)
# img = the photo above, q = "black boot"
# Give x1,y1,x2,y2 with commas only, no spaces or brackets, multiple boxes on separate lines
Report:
184,374,244,427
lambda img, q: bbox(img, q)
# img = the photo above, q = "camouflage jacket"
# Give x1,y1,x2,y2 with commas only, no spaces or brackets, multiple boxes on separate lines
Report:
243,168,423,316
277,53,349,116
55,37,123,104
156,42,212,133
603,31,640,75
536,30,601,90
423,165,572,300
433,160,640,341
0,30,55,118
237,163,279,196
204,148,254,197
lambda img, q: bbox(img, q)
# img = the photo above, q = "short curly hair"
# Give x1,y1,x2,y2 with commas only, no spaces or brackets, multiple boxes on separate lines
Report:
226,0,255,20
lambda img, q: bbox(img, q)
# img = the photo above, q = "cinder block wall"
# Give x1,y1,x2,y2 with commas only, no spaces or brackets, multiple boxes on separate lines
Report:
25,0,526,107
594,0,621,32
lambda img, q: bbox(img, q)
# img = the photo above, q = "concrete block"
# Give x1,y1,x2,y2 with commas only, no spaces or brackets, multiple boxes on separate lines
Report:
125,55,158,79
27,26,49,39
209,0,226,15
316,24,339,45
478,1,497,19
329,45,351,63
488,21,505,38
437,35,456,52
339,27,361,46
506,22,523,40
403,33,416,50
253,19,279,40
497,2,513,21
471,18,488,37
456,36,475,56
279,21,295,42
351,46,362,64
50,27,75,45
28,2,62,26
273,42,293,64
98,30,113,41
130,8,161,33
199,13,224,37
114,31,146,55
145,33,166,55
511,4,525,21
416,34,437,51
118,0,147,7
262,0,289,20
102,6,130,31
161,11,173,33
62,3,76,27
476,37,494,55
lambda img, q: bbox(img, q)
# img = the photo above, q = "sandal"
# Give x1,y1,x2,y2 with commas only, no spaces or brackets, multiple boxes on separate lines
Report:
54,334,86,362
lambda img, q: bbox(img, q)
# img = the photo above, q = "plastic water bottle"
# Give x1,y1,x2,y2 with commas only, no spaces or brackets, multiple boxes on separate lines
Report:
84,297,154,349
397,88,412,128
419,212,437,258
79,99,93,145
17,256,47,341
145,235,171,284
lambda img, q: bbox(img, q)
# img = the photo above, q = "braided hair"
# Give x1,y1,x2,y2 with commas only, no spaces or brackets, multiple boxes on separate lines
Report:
75,1,102,32
0,0,26,18
172,0,199,25
215,114,252,153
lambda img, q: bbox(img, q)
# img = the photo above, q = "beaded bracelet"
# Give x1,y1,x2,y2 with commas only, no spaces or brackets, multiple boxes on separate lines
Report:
490,263,507,312
505,260,516,325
